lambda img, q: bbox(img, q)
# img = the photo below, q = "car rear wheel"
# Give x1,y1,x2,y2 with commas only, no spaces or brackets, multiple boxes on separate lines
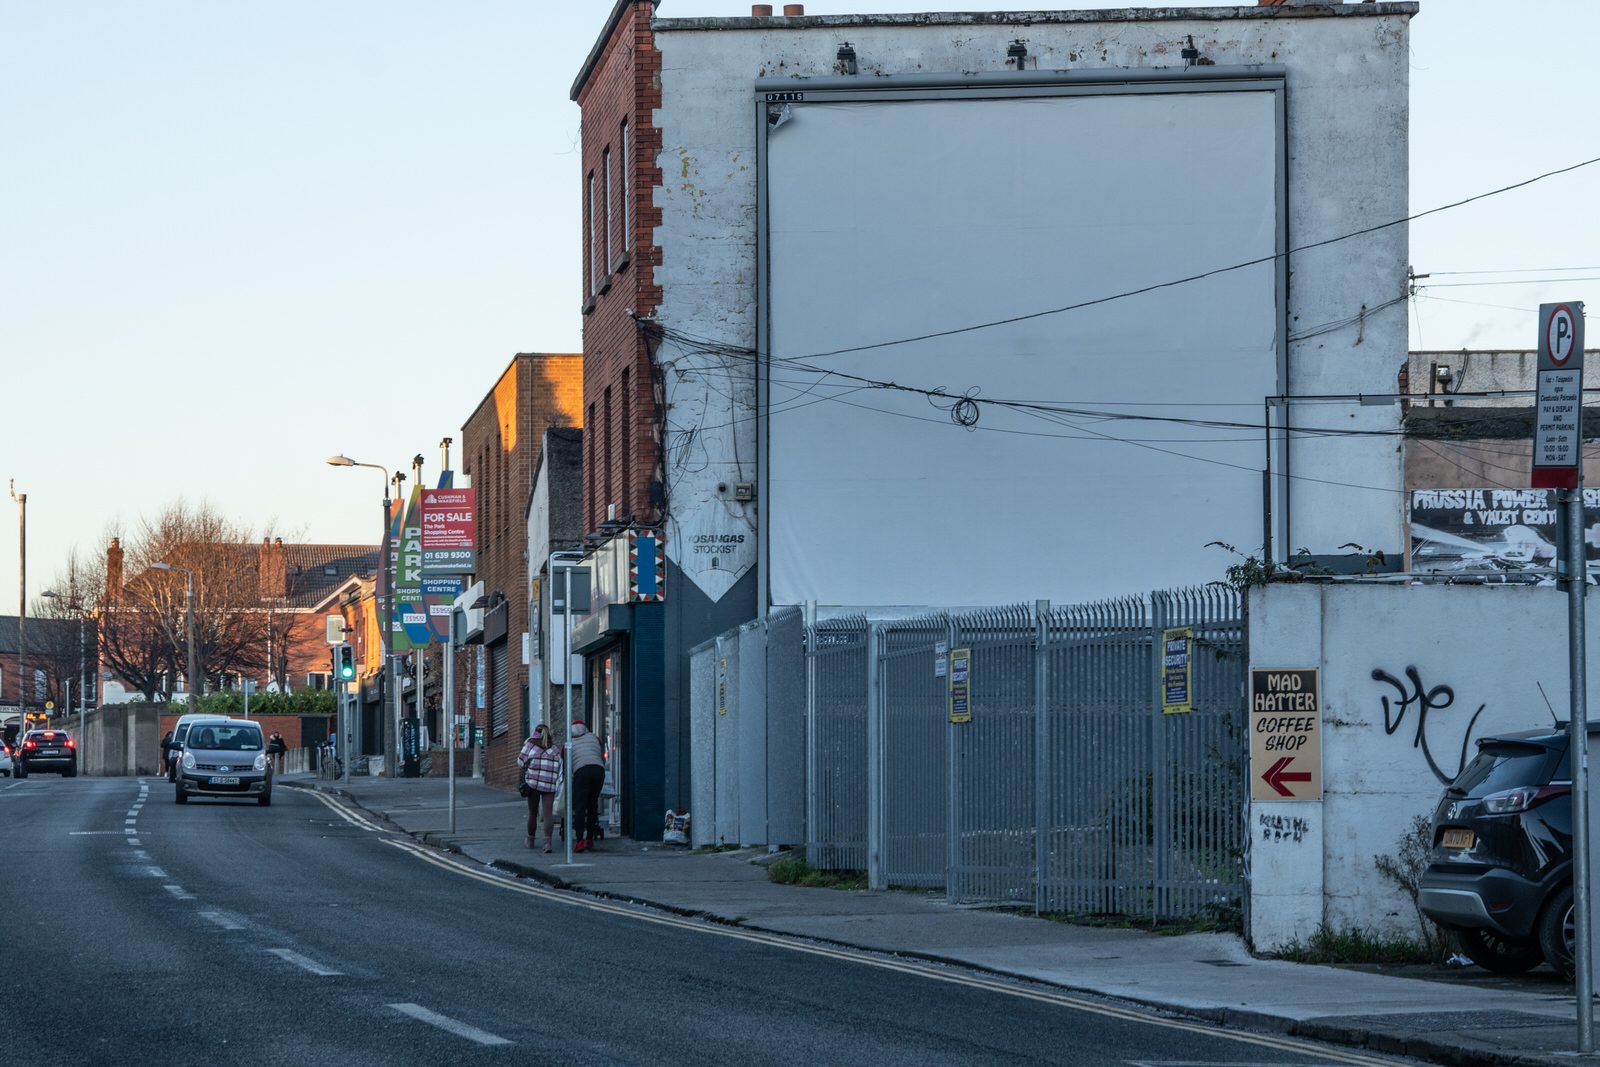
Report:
64,764,76,778
1538,884,1576,981
1455,928,1545,974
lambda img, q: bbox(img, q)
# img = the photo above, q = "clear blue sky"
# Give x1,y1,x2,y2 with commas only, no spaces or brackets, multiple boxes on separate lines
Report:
3,0,1596,610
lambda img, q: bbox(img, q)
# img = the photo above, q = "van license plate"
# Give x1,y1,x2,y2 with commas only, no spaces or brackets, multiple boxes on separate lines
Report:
1441,828,1474,849
210,776,240,786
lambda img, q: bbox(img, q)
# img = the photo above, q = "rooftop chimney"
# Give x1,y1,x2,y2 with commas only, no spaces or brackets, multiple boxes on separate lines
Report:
752,4,772,14
105,537,123,604
260,537,288,600
784,4,805,15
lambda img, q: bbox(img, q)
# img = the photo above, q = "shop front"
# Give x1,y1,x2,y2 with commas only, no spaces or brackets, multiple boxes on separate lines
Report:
568,531,666,840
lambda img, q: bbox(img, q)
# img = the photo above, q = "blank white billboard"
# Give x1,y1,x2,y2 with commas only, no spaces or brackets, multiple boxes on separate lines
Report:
763,81,1282,607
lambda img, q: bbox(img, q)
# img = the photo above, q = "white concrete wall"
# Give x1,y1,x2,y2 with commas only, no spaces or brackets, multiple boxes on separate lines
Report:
1249,582,1599,950
656,8,1413,607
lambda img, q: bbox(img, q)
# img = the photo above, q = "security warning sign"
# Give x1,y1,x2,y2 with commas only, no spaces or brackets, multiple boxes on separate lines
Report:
1250,668,1322,802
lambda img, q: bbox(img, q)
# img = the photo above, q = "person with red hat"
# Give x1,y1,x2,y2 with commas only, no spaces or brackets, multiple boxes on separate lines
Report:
567,718,606,852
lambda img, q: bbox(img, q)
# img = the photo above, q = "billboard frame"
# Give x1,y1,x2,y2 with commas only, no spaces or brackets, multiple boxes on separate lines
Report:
754,67,1290,609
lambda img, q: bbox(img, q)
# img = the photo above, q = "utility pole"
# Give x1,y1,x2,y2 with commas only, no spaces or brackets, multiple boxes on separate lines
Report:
411,454,425,779
391,469,406,777
563,563,574,866
10,481,25,736
184,570,198,709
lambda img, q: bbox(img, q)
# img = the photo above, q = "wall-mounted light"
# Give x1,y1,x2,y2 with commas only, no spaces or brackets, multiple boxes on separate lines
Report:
836,42,857,75
1006,40,1027,71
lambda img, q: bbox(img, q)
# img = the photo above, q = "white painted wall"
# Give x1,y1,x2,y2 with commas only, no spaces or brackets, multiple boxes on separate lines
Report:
655,8,1412,607
1249,582,1599,951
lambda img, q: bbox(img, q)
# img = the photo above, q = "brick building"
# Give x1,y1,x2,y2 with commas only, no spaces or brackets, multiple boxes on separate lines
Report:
0,615,97,737
460,352,583,787
100,538,379,704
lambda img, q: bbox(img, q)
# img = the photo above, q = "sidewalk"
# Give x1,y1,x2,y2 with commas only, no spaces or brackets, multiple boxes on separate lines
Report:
282,772,1587,1066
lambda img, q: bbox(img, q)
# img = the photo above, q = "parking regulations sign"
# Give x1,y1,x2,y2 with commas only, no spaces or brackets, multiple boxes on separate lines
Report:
1250,668,1322,801
1532,302,1585,490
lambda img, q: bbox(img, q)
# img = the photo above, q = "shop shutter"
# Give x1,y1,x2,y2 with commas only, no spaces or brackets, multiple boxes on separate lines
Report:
490,641,510,738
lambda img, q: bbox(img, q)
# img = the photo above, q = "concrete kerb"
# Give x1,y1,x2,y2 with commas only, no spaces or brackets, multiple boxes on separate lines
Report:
276,779,1562,1067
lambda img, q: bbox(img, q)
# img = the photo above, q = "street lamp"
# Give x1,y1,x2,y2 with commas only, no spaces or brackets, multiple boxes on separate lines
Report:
39,590,87,766
150,562,198,708
328,454,396,779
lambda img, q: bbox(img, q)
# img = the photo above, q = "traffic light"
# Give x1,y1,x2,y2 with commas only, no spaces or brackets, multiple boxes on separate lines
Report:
336,644,356,682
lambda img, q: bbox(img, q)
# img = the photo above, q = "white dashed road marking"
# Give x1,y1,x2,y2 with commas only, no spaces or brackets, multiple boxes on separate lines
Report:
163,885,195,900
199,911,246,931
266,949,343,976
386,1004,512,1047
128,838,141,846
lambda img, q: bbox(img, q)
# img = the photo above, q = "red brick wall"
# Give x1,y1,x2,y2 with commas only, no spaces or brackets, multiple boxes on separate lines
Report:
460,353,583,787
576,0,663,533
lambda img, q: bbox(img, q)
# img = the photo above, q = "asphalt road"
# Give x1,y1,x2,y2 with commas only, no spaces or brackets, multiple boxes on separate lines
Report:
0,774,1412,1067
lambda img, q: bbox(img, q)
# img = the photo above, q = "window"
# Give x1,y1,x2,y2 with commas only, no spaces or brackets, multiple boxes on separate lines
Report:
603,385,613,518
621,367,632,517
603,146,614,268
587,171,599,294
307,671,330,691
621,120,631,250
587,403,597,529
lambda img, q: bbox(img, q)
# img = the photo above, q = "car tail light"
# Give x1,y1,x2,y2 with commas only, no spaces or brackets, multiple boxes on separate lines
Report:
23,741,35,750
1481,784,1570,814
65,739,75,749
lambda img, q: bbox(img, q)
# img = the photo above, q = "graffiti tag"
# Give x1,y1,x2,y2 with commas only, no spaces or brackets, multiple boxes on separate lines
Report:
1258,813,1310,844
1371,666,1487,785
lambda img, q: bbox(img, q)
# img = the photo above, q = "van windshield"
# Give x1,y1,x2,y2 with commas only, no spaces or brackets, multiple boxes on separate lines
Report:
190,726,263,752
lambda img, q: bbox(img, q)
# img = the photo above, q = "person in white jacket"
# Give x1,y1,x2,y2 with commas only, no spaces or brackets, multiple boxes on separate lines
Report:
567,719,606,852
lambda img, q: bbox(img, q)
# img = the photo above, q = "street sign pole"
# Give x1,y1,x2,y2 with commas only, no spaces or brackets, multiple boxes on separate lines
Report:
1532,301,1589,1050
563,564,574,867
445,610,457,834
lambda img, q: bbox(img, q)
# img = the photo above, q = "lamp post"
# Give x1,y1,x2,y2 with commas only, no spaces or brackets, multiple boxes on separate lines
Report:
9,481,25,739
150,562,198,709
40,590,86,769
328,454,395,778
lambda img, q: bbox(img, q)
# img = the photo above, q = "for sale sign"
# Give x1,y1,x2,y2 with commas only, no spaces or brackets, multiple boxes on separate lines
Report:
421,488,477,574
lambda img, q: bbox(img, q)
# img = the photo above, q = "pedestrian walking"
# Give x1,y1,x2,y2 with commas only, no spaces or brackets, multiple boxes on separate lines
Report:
567,719,605,853
266,731,287,773
517,724,562,853
160,729,175,777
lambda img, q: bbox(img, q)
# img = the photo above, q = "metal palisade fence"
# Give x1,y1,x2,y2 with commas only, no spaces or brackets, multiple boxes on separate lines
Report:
803,587,1245,921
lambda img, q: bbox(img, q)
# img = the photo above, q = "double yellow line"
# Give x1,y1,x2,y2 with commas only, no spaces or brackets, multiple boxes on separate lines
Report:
381,836,1401,1067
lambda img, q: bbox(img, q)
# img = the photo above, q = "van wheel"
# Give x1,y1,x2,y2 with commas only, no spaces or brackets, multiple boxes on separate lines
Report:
1455,928,1544,974
1539,884,1576,981
175,787,188,805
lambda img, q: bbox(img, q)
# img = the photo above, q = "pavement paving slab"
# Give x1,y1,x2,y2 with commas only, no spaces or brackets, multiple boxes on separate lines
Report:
281,772,1592,1066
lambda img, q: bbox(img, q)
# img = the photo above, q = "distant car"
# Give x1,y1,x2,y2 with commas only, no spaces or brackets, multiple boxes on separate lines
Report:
164,714,230,782
15,730,77,778
175,718,273,806
0,742,12,777
1418,727,1578,977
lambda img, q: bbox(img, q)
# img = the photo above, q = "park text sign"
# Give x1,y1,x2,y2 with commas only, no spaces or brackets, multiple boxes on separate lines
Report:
1249,668,1322,801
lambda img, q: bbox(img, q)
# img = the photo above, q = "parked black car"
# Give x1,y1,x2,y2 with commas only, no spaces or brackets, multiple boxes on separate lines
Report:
1418,727,1576,977
15,729,78,778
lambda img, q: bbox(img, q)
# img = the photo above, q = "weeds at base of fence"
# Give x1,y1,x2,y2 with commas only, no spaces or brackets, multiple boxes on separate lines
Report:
766,858,868,891
1274,923,1440,966
1033,904,1242,937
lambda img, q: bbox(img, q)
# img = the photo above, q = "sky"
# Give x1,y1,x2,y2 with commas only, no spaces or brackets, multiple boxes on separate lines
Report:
3,0,1598,611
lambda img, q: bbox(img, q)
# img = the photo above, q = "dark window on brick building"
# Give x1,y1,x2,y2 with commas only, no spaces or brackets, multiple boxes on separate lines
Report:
587,402,597,529
602,385,613,518
621,120,631,249
587,170,599,295
603,146,614,268
621,367,632,518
